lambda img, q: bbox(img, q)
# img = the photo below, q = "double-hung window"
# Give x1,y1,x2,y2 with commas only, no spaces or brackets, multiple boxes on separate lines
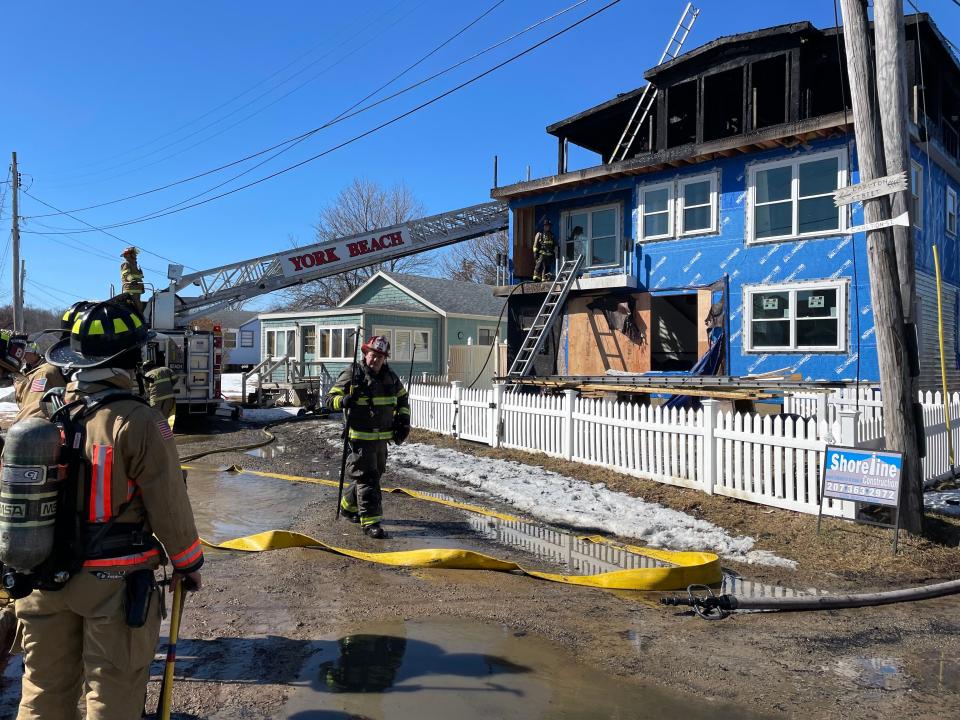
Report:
744,280,846,352
265,328,296,359
638,171,719,241
561,204,621,268
223,331,237,349
317,326,356,359
372,326,431,361
748,150,847,243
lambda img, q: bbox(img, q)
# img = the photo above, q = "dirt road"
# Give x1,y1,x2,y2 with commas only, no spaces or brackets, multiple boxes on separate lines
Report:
2,415,958,719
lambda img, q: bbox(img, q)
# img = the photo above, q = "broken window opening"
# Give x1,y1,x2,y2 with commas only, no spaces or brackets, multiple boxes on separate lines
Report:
801,42,848,119
703,67,745,141
650,294,698,371
751,55,787,129
666,80,698,148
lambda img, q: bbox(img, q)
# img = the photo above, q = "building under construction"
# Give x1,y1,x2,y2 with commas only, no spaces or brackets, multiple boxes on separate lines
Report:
494,12,960,393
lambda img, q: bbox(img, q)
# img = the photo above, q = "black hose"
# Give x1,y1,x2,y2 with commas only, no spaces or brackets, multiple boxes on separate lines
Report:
178,412,323,463
662,578,960,619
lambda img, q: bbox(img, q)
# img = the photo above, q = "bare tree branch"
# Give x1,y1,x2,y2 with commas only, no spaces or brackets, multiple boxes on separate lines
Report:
438,230,507,285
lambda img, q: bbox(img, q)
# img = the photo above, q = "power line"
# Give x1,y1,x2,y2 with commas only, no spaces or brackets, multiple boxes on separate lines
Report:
25,0,620,234
25,0,587,222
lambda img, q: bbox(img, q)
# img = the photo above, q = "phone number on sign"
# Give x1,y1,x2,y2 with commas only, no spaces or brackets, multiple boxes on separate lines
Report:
825,482,896,501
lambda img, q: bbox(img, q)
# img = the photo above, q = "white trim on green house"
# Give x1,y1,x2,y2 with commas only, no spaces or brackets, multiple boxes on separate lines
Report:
339,271,449,316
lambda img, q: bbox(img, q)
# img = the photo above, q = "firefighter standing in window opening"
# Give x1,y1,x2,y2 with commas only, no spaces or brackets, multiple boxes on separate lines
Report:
4,300,203,720
324,335,410,539
142,359,179,430
120,246,145,314
532,217,556,282
13,301,94,424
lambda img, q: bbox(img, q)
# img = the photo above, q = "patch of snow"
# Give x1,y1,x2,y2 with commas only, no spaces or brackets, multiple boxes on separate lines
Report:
925,489,960,516
0,386,16,403
221,372,255,399
0,401,19,416
390,442,796,568
241,407,301,424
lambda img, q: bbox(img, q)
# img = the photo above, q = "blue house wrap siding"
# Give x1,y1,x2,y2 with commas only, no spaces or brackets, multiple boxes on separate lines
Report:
505,135,960,383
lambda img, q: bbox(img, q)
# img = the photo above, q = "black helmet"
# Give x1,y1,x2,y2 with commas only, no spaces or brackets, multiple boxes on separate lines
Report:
46,301,155,369
61,300,95,338
0,329,28,373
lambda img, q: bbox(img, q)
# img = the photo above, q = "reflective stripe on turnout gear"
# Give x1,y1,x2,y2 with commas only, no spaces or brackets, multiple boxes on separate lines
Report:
360,515,383,527
340,497,358,513
348,429,394,441
89,443,114,523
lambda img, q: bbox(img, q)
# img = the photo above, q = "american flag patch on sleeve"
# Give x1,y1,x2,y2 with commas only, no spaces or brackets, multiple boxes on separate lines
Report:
157,420,174,440
30,377,47,393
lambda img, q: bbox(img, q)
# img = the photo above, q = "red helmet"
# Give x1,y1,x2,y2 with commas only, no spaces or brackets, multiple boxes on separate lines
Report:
361,335,390,357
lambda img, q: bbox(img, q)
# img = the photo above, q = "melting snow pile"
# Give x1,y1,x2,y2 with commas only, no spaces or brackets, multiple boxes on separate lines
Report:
391,442,795,568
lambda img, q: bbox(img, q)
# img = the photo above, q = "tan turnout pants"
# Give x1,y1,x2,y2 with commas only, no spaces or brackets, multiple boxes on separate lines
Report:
15,571,162,720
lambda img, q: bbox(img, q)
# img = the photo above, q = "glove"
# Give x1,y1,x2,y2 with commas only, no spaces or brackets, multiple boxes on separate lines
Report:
339,393,355,410
393,421,410,445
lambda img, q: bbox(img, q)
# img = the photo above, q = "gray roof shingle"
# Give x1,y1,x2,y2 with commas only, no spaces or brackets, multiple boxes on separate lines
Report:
381,272,505,317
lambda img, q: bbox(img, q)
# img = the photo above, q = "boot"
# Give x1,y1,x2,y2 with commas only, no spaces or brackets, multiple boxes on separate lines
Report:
340,507,360,523
363,523,387,539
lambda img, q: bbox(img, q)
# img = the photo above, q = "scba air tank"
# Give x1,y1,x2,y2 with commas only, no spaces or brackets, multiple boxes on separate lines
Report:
0,418,63,573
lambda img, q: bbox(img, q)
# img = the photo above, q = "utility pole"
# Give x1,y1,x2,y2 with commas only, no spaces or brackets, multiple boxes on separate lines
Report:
839,0,923,532
11,152,21,332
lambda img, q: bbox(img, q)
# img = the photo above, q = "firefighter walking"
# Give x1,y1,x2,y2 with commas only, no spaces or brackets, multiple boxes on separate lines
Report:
7,300,203,720
324,335,410,539
532,218,556,282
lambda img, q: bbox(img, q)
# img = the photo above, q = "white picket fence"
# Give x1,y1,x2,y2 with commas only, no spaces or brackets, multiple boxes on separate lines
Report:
408,381,860,517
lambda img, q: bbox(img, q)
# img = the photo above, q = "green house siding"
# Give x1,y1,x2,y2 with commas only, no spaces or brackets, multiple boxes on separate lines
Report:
344,279,430,311
447,316,505,346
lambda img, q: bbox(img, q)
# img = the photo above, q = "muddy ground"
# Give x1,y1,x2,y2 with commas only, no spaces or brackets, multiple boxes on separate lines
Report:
2,414,959,718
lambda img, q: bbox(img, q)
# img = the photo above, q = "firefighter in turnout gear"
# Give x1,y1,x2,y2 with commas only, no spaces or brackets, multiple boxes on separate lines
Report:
142,361,179,430
14,300,203,720
13,301,92,423
120,246,145,314
532,218,555,282
324,335,410,539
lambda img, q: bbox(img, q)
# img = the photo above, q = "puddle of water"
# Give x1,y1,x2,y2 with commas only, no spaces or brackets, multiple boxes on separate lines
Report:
186,466,318,544
280,617,770,720
915,649,960,691
246,444,286,459
834,656,906,690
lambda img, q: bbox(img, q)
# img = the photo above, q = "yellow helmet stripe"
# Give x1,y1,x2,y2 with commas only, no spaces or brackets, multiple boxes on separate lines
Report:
87,320,105,335
113,317,130,333
131,314,143,328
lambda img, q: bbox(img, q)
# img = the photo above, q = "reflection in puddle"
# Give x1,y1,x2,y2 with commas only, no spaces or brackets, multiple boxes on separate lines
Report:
283,618,770,719
246,444,286,459
186,466,317,544
835,656,906,690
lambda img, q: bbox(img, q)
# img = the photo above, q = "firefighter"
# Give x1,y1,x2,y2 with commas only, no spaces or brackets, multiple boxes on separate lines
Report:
15,299,203,720
13,301,92,423
324,335,410,539
120,246,145,314
532,217,556,282
142,360,179,430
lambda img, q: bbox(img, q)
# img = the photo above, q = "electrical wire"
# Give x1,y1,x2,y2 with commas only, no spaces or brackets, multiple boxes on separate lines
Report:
25,0,623,235
26,0,590,222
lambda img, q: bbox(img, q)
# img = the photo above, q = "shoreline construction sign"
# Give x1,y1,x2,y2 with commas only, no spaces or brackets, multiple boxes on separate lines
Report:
279,224,412,278
818,446,905,552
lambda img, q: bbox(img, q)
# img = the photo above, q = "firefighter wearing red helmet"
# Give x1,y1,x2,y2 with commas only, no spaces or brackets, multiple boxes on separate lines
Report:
324,334,410,539
13,300,203,719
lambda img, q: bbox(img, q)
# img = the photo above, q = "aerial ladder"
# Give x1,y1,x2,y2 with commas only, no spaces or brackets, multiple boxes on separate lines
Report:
609,3,700,163
143,201,508,414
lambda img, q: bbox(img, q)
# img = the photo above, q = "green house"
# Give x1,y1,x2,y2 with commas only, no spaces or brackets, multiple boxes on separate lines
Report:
258,272,506,385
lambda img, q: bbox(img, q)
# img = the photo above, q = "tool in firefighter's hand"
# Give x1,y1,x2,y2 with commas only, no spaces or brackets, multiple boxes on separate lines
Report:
158,574,187,720
336,326,363,521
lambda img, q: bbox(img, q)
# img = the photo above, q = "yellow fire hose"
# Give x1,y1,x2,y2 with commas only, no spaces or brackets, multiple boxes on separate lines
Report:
188,465,722,591
158,575,186,720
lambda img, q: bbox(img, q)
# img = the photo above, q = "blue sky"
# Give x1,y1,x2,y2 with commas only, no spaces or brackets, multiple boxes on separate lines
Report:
3,0,958,314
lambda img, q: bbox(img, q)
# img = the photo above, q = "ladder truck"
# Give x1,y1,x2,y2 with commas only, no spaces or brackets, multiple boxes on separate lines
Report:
143,201,508,417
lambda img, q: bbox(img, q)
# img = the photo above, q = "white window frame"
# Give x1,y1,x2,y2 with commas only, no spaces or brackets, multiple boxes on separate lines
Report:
372,326,432,362
743,279,848,353
910,160,924,230
677,171,720,236
223,330,237,349
746,149,848,244
315,325,357,360
638,182,675,241
264,326,297,359
560,203,622,270
476,325,499,345
947,187,957,237
240,330,255,348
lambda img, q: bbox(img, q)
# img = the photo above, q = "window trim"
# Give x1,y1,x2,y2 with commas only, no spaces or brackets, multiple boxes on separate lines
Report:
677,171,720,236
315,325,358,360
223,330,238,350
560,203,623,270
742,278,848,353
475,325,499,345
264,326,298,359
746,149,848,244
638,182,675,241
371,325,432,362
240,330,255,348
910,160,924,230
947,186,957,237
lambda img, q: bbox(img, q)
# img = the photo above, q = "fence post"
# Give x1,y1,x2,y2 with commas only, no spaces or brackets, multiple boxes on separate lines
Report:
451,381,463,438
700,398,718,495
836,407,860,447
490,383,505,448
562,389,577,460
816,391,835,443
